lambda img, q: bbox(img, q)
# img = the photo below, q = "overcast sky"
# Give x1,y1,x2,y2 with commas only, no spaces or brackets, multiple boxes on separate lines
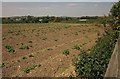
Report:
1,0,119,2
2,2,116,17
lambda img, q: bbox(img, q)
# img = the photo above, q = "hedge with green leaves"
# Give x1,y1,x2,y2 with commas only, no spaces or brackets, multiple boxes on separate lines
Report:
75,30,119,78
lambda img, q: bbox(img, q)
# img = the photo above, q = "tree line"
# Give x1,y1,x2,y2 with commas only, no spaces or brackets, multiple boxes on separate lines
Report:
2,15,101,24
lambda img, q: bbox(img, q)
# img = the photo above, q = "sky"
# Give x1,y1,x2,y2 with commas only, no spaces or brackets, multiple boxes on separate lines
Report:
2,2,116,17
1,0,119,2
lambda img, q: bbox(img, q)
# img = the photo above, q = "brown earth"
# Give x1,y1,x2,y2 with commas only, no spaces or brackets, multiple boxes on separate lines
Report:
2,23,105,77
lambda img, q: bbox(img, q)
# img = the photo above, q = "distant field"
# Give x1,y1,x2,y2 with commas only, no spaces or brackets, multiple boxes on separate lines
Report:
2,23,105,77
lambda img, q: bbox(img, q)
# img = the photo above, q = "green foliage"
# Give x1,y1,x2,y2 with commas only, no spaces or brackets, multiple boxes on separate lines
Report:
62,49,70,55
19,44,29,49
47,48,53,50
110,1,120,31
0,63,5,68
75,32,78,35
64,26,70,29
23,64,41,73
73,45,80,50
5,45,15,53
42,37,47,40
21,56,27,60
28,40,32,43
29,54,34,57
75,30,119,78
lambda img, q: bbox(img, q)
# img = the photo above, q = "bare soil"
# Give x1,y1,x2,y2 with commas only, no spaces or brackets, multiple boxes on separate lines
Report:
2,23,105,77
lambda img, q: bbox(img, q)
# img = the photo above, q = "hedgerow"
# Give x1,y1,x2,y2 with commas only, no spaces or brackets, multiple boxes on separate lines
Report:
75,30,119,78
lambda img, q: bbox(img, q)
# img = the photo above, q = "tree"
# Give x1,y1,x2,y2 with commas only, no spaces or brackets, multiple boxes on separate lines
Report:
110,1,120,30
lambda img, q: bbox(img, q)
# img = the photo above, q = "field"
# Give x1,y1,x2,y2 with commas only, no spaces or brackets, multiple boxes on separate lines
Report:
2,23,105,77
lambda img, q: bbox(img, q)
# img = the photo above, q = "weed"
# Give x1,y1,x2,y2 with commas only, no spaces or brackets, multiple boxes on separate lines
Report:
73,45,80,50
64,26,70,29
21,56,27,60
2,37,6,40
16,32,20,35
55,39,58,41
47,48,53,50
75,32,78,35
5,45,15,53
23,35,26,37
23,64,40,73
62,49,70,55
29,54,34,57
42,37,47,40
28,40,32,43
17,60,21,62
64,33,67,35
97,32,100,36
19,44,29,49
38,64,41,67
0,63,5,68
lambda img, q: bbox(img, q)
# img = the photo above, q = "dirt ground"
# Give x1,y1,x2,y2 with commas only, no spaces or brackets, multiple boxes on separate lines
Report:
2,23,105,77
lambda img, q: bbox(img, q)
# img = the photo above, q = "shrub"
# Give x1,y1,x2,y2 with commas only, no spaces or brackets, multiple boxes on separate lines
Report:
75,30,119,78
5,45,15,53
62,49,70,55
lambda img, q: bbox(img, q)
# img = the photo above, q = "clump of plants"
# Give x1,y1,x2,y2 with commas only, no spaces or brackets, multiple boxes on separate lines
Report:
28,40,32,43
75,30,119,78
75,32,78,35
62,49,70,55
42,37,47,40
23,64,41,73
0,63,5,68
29,54,34,57
64,26,70,29
16,32,20,36
5,45,15,53
47,48,53,50
73,45,80,50
21,56,27,60
19,44,29,50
